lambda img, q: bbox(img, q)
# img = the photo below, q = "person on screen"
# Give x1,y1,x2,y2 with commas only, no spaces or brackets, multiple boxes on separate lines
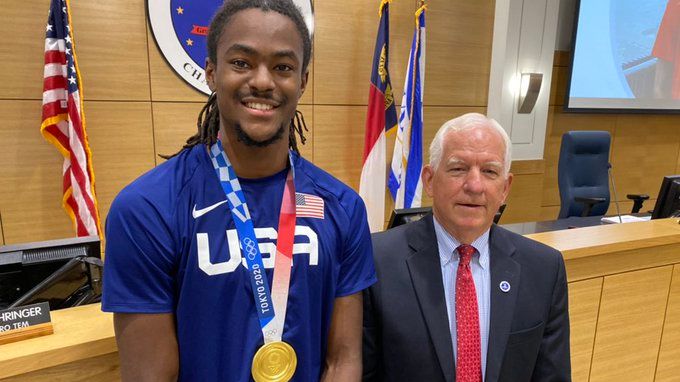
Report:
653,0,680,99
362,113,571,381
101,1,376,381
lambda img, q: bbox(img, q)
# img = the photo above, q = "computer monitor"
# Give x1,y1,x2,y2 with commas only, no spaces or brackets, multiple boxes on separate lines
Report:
386,204,507,230
387,207,432,229
0,236,102,310
651,175,680,219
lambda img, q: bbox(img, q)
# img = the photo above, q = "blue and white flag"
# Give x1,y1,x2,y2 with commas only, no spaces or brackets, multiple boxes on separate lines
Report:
389,4,426,209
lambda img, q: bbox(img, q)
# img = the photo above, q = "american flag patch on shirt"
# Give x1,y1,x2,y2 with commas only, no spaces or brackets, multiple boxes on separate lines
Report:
295,192,325,219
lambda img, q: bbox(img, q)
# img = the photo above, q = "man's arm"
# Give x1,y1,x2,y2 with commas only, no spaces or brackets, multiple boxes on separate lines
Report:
321,292,363,382
114,313,179,382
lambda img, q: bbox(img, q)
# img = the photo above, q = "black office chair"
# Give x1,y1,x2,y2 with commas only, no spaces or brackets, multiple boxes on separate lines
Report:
557,131,648,218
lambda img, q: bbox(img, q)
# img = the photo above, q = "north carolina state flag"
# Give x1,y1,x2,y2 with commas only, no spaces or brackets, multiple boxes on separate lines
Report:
359,0,398,232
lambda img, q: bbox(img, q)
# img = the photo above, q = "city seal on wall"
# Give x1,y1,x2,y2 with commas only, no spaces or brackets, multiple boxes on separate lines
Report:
147,0,314,95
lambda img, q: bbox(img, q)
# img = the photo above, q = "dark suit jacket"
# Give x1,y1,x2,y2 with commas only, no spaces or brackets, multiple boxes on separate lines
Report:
363,214,570,382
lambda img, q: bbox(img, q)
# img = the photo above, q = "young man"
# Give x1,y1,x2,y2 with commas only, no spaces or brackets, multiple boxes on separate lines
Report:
102,1,376,381
363,113,570,382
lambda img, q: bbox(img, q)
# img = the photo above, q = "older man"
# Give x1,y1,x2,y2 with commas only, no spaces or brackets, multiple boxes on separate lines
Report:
363,113,570,382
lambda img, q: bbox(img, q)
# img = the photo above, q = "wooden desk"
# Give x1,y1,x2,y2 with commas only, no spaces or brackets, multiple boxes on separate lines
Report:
1,219,679,381
529,218,680,382
0,304,118,381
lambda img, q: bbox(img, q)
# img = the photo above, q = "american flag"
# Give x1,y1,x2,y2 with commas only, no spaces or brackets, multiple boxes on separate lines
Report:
41,0,101,237
295,193,325,219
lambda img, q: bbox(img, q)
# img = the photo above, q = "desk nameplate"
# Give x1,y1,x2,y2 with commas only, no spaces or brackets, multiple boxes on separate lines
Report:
0,302,53,345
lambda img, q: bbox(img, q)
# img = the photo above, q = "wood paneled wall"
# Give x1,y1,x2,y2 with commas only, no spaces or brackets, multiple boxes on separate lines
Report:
1,0,500,244
7,2,677,245
0,212,4,246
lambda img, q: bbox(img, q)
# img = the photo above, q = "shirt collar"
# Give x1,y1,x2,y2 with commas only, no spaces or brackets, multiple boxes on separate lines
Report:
432,215,490,269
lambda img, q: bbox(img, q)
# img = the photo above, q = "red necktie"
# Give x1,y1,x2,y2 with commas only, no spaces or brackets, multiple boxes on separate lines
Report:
455,244,482,382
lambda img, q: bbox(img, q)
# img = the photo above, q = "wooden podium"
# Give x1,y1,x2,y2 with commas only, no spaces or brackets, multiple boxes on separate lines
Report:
0,219,679,381
528,218,680,382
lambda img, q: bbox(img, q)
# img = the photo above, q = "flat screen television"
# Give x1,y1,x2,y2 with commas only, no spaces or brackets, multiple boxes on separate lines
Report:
0,236,102,310
565,0,680,112
651,175,680,219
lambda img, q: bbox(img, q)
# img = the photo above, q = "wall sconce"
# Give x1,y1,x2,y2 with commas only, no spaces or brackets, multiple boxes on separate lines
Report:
517,72,543,113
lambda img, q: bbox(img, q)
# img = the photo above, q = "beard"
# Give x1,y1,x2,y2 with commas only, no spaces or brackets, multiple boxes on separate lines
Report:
227,88,290,147
233,122,286,147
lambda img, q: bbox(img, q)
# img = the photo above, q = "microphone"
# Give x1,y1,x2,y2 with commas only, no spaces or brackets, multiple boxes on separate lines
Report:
608,163,623,223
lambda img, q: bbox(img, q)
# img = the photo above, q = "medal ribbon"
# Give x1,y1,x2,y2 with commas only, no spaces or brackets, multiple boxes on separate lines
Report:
209,140,296,343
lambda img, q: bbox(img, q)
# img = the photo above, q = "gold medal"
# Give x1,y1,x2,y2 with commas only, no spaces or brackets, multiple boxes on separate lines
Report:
251,341,297,382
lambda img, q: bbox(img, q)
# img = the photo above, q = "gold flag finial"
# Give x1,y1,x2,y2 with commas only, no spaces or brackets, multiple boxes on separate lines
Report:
415,1,427,22
379,0,393,17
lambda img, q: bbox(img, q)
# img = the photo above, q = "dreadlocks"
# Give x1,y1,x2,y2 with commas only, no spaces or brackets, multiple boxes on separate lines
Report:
161,0,311,159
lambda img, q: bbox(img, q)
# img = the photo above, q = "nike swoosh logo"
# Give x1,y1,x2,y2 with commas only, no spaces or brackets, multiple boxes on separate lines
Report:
192,200,228,219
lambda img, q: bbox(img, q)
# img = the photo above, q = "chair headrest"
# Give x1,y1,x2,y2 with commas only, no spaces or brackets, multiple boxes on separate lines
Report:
562,131,610,155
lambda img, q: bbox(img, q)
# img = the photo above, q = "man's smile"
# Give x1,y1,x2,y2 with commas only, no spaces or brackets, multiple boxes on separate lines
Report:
238,96,283,116
244,102,275,111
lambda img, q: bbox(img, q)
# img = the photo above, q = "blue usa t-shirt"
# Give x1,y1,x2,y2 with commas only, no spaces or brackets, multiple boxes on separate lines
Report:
102,144,376,381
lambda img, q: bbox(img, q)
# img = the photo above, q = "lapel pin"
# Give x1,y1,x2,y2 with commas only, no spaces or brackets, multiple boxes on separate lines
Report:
499,281,511,293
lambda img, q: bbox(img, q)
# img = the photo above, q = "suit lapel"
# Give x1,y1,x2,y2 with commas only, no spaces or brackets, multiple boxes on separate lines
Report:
485,225,520,382
405,215,455,382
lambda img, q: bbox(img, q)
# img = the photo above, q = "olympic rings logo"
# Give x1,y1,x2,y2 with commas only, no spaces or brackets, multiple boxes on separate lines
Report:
243,237,258,261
